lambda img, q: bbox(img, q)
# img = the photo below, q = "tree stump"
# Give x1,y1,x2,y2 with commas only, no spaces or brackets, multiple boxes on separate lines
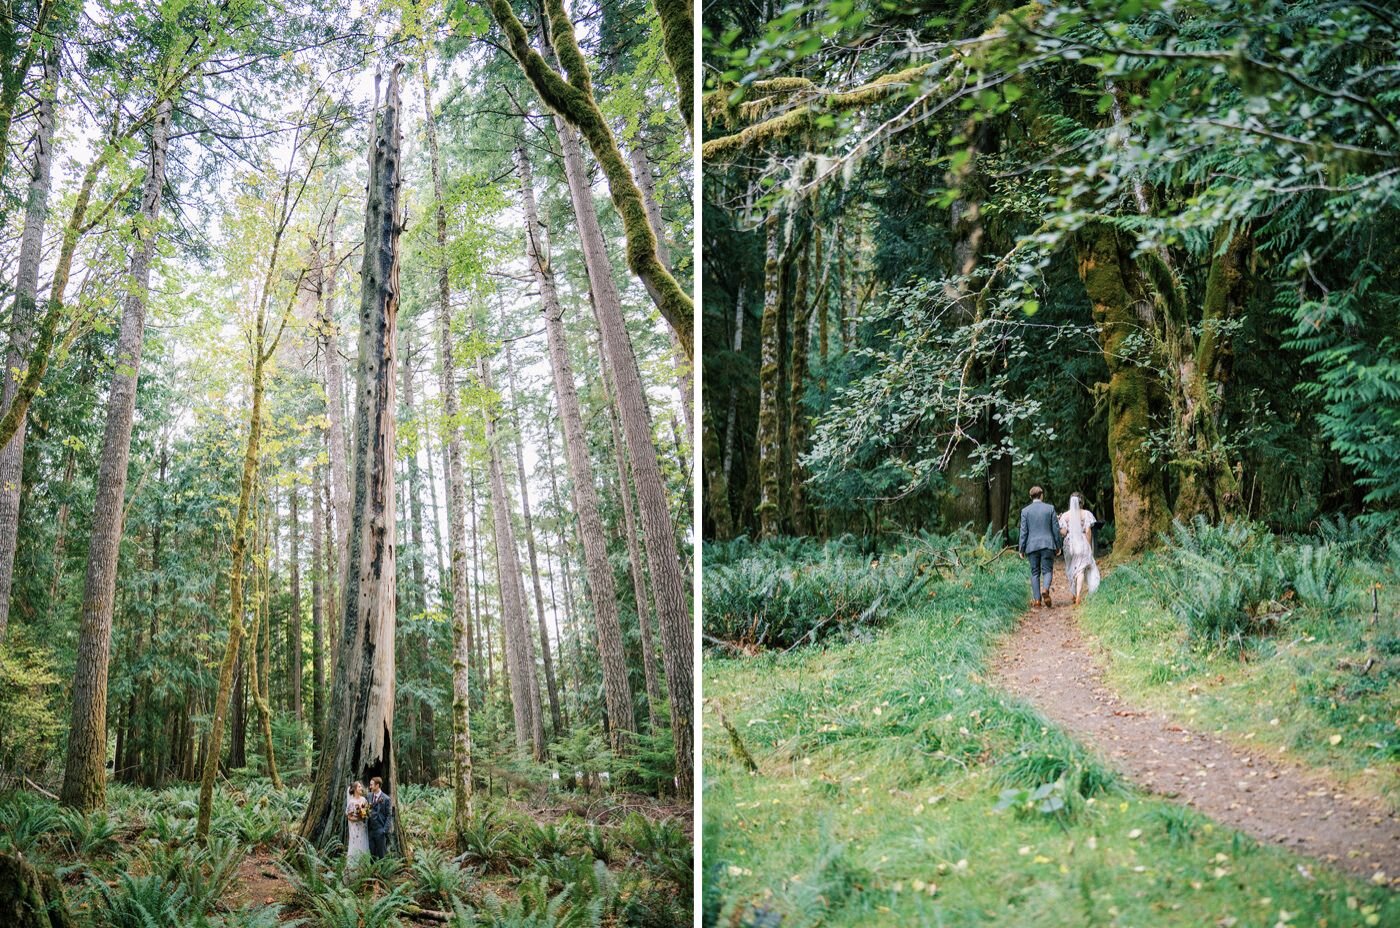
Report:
0,854,77,928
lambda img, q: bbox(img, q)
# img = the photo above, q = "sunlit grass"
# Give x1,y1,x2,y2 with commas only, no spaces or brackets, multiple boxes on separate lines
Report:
1079,552,1400,813
703,554,1399,927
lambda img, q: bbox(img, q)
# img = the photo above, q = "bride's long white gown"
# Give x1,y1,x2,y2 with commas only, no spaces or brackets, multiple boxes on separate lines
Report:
1061,502,1101,600
346,795,369,860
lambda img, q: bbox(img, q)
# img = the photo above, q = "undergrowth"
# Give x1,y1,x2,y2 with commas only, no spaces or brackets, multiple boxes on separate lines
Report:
703,546,1399,927
1080,515,1400,811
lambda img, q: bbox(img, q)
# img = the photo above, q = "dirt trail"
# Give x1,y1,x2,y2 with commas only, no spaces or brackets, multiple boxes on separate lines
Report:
991,560,1400,883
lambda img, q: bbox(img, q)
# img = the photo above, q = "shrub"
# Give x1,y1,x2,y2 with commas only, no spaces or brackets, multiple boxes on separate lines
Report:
703,534,978,649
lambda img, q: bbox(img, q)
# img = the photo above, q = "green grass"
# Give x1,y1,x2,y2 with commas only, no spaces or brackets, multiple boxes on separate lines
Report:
703,555,1400,927
1079,537,1400,814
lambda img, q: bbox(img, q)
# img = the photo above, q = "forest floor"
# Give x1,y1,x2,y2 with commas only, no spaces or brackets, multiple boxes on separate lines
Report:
992,565,1400,882
2,781,691,926
703,556,1400,927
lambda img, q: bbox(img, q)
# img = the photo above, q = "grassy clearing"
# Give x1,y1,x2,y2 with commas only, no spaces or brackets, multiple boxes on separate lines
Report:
0,778,690,927
1079,519,1400,812
702,548,1399,928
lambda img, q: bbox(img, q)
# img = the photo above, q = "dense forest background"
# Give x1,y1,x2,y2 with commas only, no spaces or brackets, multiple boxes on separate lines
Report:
0,0,694,924
701,0,1399,549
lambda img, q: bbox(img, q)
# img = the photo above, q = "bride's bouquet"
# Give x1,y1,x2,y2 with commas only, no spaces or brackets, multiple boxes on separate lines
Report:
355,804,369,821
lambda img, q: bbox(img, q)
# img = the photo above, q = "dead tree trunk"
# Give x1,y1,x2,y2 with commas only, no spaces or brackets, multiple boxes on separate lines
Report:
61,98,172,812
302,66,407,852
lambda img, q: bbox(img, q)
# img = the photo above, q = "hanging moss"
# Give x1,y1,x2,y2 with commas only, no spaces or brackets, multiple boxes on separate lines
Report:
486,0,693,358
701,3,1042,161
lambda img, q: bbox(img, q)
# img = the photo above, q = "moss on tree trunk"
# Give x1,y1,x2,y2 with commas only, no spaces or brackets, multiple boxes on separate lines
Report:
1076,224,1169,557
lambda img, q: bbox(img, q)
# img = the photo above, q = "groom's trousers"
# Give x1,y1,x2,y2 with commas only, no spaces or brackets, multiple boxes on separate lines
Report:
1027,548,1054,598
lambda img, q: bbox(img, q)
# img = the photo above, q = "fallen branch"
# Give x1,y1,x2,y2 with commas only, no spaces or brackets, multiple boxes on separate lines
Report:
24,776,58,801
709,700,760,774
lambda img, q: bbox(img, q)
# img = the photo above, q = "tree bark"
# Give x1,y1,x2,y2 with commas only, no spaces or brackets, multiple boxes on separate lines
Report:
487,0,693,357
420,57,472,831
289,480,303,723
517,143,636,753
788,236,812,536
311,463,326,753
756,213,786,539
1075,224,1170,557
302,67,406,852
479,352,545,761
60,98,172,812
550,119,692,795
0,46,57,640
503,338,563,737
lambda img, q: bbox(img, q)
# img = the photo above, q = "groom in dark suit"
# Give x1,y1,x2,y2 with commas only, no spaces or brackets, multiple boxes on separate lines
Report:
366,776,393,859
1018,486,1063,608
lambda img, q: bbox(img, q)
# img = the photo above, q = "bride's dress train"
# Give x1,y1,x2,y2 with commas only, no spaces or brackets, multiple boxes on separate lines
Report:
1061,498,1100,602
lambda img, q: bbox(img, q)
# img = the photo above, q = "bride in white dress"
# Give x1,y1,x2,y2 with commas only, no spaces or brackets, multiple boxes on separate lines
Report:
345,781,369,861
1060,493,1101,604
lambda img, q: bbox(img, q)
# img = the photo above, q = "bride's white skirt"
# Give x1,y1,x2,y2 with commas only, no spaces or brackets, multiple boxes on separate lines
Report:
347,821,370,860
1066,540,1100,597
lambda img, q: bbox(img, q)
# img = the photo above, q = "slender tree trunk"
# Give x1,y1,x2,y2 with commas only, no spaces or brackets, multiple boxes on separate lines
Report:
756,214,785,539
61,98,172,812
422,423,446,597
420,57,472,832
302,67,406,852
479,350,545,760
399,329,434,779
45,446,76,612
518,144,636,752
0,46,57,639
503,338,563,737
248,489,282,788
290,481,303,723
318,213,352,599
600,345,664,733
230,654,247,770
551,119,692,795
311,463,326,754
542,426,580,707
788,237,812,536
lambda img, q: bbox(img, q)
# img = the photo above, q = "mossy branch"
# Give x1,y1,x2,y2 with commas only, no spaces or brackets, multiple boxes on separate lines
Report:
484,0,694,359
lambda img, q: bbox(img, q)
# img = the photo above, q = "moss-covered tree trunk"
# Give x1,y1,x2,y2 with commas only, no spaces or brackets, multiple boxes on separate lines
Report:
788,234,813,536
485,0,694,358
1075,224,1169,556
301,67,406,854
1172,226,1250,520
0,853,76,928
311,462,326,753
756,213,787,537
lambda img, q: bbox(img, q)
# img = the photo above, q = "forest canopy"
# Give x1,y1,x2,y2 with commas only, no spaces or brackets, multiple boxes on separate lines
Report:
0,0,693,922
700,0,1400,550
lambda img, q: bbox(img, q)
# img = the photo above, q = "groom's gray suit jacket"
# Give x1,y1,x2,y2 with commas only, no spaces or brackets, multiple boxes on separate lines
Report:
1018,499,1062,554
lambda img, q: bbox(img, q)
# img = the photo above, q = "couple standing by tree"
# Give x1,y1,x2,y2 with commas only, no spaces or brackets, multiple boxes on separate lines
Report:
344,777,394,861
1018,486,1101,607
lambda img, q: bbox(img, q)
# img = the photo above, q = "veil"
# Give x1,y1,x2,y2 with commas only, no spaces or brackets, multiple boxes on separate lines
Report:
1068,495,1084,537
